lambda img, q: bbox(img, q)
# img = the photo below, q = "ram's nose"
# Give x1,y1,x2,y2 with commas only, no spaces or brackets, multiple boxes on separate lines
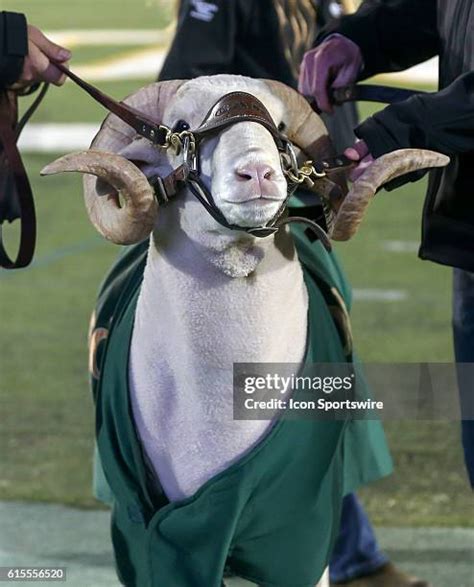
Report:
234,163,276,187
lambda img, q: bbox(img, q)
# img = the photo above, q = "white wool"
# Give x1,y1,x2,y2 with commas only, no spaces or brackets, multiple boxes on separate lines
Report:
129,217,308,501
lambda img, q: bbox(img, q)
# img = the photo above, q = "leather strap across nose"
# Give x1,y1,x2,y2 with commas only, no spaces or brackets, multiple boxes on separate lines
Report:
149,91,347,249
193,91,285,149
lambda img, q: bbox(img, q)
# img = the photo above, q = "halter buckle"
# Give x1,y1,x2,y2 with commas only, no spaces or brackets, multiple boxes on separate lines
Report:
182,134,198,173
281,140,327,187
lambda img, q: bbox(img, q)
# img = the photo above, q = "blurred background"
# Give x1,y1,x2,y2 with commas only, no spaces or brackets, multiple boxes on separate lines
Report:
0,1,471,585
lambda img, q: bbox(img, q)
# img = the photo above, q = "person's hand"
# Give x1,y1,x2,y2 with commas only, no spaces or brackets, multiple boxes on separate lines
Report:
15,25,71,88
298,35,363,113
344,140,374,182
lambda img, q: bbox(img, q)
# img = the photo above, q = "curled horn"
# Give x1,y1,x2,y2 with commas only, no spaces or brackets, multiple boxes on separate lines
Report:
331,149,450,241
262,79,347,207
41,80,185,244
42,150,157,244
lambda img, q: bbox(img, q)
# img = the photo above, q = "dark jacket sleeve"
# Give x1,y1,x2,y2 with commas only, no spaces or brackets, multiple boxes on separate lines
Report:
356,72,474,157
320,0,439,78
355,72,474,189
0,11,28,88
158,0,237,80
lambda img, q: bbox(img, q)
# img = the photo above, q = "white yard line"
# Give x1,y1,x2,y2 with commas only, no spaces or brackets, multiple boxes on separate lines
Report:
382,240,420,253
1,501,471,587
46,28,173,47
353,289,408,302
19,123,99,152
73,47,168,81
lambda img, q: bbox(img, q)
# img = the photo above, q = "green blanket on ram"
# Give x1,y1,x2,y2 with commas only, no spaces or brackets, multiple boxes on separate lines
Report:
90,224,392,587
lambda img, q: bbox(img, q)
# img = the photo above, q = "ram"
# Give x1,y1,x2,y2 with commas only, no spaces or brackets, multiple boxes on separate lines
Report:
42,75,448,587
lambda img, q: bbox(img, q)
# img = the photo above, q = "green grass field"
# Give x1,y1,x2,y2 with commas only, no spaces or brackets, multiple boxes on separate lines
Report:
0,1,472,526
0,0,175,30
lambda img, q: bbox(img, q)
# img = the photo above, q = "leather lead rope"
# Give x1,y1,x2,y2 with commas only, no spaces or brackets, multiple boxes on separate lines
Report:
0,120,36,269
0,86,46,270
306,84,426,114
53,62,170,145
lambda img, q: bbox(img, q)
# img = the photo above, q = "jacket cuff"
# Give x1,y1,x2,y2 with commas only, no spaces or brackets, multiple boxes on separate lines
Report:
355,116,402,158
355,116,427,191
1,11,28,86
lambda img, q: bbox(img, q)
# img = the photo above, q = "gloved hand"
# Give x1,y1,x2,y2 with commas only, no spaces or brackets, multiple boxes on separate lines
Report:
298,35,363,113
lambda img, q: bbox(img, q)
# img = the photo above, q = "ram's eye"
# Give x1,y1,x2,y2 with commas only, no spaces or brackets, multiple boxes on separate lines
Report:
173,119,190,132
278,121,287,132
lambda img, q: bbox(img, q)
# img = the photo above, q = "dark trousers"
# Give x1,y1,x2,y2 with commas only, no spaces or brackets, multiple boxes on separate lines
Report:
452,268,474,487
329,493,388,583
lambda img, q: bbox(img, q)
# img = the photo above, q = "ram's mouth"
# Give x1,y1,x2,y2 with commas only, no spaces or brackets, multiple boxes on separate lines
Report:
222,183,287,206
224,200,282,228
225,196,284,206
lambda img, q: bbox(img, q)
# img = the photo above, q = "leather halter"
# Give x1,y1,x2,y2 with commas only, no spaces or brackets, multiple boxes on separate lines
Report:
147,91,354,248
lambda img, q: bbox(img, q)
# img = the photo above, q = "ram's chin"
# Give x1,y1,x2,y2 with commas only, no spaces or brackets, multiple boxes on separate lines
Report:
222,200,283,228
179,194,278,277
189,224,271,277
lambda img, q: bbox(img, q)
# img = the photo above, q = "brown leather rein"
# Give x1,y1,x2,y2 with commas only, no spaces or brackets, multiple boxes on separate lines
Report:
0,84,48,269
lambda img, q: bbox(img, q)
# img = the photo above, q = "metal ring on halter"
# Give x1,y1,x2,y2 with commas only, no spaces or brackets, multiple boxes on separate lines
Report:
284,140,299,175
183,135,198,173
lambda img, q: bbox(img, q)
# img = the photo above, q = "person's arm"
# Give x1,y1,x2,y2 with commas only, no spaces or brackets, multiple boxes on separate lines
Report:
158,0,237,80
358,72,474,157
344,72,474,184
321,0,440,78
299,0,439,114
0,12,28,88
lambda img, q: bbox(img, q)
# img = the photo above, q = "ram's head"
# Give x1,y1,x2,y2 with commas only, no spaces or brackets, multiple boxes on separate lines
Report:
41,75,449,250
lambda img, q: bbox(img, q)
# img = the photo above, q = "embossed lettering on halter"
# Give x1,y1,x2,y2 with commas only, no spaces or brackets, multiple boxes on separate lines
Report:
193,91,284,147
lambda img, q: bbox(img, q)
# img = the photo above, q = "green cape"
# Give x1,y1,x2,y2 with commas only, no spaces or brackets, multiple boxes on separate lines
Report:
90,226,392,586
